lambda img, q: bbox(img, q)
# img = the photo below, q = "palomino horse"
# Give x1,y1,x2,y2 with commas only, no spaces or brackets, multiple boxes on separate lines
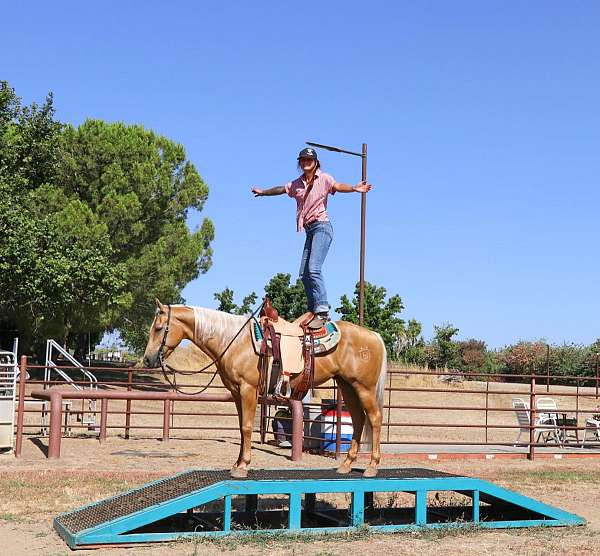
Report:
143,300,387,478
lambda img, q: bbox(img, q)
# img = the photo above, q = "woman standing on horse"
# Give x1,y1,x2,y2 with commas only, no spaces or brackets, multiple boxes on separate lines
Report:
252,147,373,329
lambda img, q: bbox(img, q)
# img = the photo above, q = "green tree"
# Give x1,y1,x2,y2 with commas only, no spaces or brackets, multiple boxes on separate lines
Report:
0,83,123,357
263,273,307,320
394,318,426,364
429,323,460,369
214,287,257,315
336,281,404,352
57,119,214,352
0,83,214,356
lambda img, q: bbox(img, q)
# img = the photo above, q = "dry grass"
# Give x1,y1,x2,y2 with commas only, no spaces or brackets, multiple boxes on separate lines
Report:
1,463,599,555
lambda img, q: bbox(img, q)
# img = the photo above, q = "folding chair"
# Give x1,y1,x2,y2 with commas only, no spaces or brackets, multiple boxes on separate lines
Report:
512,398,561,446
582,419,600,447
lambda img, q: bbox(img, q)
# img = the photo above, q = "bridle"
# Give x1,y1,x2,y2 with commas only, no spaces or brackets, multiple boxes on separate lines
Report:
155,301,265,395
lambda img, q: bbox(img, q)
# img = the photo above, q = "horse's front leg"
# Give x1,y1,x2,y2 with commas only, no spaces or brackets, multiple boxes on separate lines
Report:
230,381,257,478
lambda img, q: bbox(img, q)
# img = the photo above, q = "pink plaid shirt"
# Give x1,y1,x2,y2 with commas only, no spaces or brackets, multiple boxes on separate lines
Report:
284,170,336,232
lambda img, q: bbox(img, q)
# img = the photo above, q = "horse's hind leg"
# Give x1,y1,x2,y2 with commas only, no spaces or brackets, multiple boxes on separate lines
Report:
335,379,366,475
354,384,382,478
230,382,257,478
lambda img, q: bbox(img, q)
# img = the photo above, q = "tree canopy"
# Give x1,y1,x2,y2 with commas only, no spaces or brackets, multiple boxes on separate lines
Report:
0,82,214,356
214,287,257,315
263,273,307,320
336,281,404,352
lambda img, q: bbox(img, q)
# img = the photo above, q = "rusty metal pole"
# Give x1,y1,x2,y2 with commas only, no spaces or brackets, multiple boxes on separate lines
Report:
99,398,108,443
14,356,27,457
306,140,368,456
48,391,63,459
289,399,304,461
595,354,599,400
125,368,132,439
528,373,536,460
305,140,368,323
546,344,550,393
162,399,171,442
359,143,367,326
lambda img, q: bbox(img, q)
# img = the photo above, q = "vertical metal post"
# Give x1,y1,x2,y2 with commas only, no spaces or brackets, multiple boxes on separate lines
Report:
125,368,132,439
546,344,550,393
485,380,489,443
289,399,304,461
223,495,231,532
289,492,302,530
351,489,365,526
415,490,427,525
48,391,63,459
359,143,367,326
99,398,108,443
162,399,171,442
528,373,536,460
576,379,580,442
14,356,27,457
386,370,392,442
472,490,480,523
595,354,599,400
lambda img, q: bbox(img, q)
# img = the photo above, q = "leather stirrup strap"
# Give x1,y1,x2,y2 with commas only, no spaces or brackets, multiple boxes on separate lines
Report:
291,331,315,401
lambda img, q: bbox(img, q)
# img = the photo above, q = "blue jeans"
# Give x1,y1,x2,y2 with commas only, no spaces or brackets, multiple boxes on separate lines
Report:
299,221,333,314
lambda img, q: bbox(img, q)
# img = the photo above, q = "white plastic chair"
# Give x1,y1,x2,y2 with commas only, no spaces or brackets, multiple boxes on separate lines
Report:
512,398,562,445
535,397,561,444
512,398,531,445
536,397,558,421
582,419,600,447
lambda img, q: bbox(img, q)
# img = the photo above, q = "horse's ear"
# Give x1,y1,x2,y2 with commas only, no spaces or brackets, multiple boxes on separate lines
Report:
155,298,164,311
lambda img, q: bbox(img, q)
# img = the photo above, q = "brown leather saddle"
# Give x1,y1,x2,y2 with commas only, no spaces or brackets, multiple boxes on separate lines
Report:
256,297,337,401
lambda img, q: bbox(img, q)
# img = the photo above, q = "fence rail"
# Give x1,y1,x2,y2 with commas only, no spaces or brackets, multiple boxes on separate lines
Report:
13,356,600,460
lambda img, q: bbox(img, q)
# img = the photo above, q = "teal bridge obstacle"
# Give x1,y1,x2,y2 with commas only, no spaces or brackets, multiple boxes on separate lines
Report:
54,468,584,549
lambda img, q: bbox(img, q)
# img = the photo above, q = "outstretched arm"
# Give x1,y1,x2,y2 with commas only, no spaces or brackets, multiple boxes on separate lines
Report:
251,186,286,197
333,180,373,193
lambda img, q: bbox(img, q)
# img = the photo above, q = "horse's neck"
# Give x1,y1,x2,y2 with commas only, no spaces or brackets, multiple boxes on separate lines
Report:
192,307,247,357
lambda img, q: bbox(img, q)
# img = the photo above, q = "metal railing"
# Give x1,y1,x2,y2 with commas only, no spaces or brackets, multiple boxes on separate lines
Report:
12,357,600,460
44,340,98,426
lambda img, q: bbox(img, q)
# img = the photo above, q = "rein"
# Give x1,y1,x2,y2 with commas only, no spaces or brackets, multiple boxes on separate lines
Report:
157,301,265,395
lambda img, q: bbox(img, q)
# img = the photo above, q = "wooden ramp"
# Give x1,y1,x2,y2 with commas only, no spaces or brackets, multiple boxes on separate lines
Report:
54,468,585,549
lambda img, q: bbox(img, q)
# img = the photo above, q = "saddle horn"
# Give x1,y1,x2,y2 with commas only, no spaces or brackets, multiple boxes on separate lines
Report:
261,296,279,322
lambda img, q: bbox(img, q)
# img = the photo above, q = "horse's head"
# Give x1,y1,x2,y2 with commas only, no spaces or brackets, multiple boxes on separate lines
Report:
142,299,193,367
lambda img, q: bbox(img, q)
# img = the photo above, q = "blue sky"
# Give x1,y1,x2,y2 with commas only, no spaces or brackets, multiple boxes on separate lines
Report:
2,2,599,348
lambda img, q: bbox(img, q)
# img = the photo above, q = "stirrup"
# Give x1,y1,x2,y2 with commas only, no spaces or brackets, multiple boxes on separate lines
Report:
307,314,327,330
274,372,291,398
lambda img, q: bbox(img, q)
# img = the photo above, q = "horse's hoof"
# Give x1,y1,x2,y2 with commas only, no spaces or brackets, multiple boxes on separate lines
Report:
230,467,248,479
336,464,352,475
362,466,378,478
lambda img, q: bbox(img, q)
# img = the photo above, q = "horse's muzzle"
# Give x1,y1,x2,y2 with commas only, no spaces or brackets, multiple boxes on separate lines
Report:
143,352,159,368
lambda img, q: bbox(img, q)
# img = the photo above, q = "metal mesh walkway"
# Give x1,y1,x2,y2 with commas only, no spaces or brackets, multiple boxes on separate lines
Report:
57,467,458,534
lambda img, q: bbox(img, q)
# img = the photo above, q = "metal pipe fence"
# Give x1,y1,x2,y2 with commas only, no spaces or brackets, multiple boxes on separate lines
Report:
13,357,600,460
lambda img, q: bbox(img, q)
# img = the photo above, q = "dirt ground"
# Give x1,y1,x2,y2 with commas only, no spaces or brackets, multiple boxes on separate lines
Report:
4,365,600,555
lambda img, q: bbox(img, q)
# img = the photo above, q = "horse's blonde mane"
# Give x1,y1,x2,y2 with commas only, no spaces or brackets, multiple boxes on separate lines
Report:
191,306,248,344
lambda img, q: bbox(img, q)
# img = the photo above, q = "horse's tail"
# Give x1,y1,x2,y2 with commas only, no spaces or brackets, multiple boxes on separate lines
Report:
375,333,388,411
362,333,388,450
